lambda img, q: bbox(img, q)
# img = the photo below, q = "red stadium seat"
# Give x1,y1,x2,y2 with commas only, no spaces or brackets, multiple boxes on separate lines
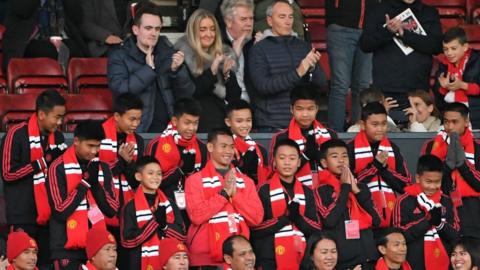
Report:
0,93,37,131
0,24,5,50
298,0,325,18
305,18,326,50
423,0,466,29
7,58,67,94
67,58,108,93
62,93,112,132
0,53,6,93
459,24,480,49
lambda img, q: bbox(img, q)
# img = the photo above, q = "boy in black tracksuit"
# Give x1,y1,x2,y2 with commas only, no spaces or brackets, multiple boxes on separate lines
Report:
0,90,66,269
120,156,185,270
46,121,119,270
98,93,145,270
316,139,380,270
252,139,321,270
269,87,337,188
392,155,459,270
422,102,480,241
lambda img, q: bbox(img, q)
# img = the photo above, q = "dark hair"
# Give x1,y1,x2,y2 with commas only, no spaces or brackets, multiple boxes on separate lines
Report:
222,235,250,257
443,26,468,45
300,233,337,270
376,227,405,247
451,238,480,268
290,87,319,106
407,89,440,118
173,98,202,118
319,139,348,160
359,87,385,107
444,102,469,119
133,1,162,26
135,156,160,173
113,93,144,114
226,99,252,118
416,154,444,174
360,102,387,121
273,139,300,158
36,89,66,113
207,127,233,143
73,120,105,141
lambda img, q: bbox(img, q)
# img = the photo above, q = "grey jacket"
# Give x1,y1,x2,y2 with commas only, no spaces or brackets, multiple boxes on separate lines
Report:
107,36,195,132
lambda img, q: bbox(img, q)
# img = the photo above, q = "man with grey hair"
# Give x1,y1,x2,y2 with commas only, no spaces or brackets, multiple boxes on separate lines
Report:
248,0,327,131
221,0,255,102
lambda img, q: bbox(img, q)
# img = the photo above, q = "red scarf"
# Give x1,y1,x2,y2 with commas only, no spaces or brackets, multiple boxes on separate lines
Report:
287,119,331,187
81,262,118,270
404,184,449,270
134,187,174,270
63,147,106,249
28,113,64,225
233,135,270,186
99,117,137,226
318,170,372,230
151,122,202,175
430,128,480,202
268,173,306,270
353,130,396,228
7,266,38,270
375,257,412,270
201,161,250,262
439,49,471,105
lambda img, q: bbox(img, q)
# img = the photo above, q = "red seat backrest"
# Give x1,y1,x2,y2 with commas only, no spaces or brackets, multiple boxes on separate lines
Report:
64,93,112,112
63,112,112,133
0,93,38,131
67,58,108,92
297,0,325,8
7,58,65,91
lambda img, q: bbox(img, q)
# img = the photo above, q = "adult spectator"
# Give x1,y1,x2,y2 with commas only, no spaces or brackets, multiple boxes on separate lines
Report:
158,238,189,270
450,238,480,270
185,128,263,268
80,0,131,57
222,235,256,270
174,9,241,132
249,0,326,131
404,89,441,132
6,231,38,270
360,0,443,121
108,2,195,133
326,0,375,131
254,0,304,40
220,0,255,102
0,90,66,270
2,0,88,70
375,228,412,270
83,227,117,270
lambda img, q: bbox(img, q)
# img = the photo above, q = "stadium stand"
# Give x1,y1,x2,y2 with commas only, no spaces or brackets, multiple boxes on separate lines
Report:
424,0,466,29
62,93,112,132
298,0,325,21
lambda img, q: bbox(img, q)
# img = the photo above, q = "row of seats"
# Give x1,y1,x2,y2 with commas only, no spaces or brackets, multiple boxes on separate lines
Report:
298,0,480,27
0,92,112,132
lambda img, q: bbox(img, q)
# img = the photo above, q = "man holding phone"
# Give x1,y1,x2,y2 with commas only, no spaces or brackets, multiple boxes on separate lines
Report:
107,1,195,133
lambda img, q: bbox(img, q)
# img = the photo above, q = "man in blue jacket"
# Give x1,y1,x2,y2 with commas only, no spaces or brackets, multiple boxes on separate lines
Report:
248,0,327,132
107,2,195,133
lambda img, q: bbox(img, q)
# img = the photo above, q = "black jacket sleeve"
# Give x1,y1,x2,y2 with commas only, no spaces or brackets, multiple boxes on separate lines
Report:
436,195,460,244
90,162,119,218
46,160,90,221
456,142,480,192
392,194,432,242
399,7,443,55
359,4,397,53
162,199,186,241
293,187,321,236
315,184,350,228
120,201,159,249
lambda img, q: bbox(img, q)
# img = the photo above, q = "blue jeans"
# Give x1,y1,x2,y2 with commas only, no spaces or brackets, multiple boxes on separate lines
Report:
327,24,372,131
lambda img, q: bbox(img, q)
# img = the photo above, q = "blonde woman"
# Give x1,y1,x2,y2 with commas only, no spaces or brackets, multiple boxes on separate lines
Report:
175,9,241,132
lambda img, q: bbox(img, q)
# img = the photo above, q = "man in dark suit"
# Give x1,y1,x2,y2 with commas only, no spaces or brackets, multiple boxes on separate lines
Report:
80,0,131,57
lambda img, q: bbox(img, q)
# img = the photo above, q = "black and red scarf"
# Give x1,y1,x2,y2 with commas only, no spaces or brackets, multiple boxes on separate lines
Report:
439,48,471,105
28,113,66,225
134,187,174,270
404,184,449,270
317,170,372,229
201,161,250,262
268,173,306,270
62,147,106,249
152,122,202,175
430,127,480,203
353,130,396,228
99,117,137,225
287,119,331,187
233,134,270,186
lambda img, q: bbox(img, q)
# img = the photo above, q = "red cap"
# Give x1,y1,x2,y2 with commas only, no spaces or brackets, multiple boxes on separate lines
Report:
158,238,188,267
86,227,116,259
7,231,37,262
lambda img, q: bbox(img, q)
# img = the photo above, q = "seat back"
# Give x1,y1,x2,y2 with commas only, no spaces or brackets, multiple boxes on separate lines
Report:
7,58,67,93
67,58,108,92
0,93,37,131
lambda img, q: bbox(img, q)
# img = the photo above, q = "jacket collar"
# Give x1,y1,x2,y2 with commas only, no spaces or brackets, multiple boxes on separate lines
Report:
389,0,423,12
123,36,170,63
